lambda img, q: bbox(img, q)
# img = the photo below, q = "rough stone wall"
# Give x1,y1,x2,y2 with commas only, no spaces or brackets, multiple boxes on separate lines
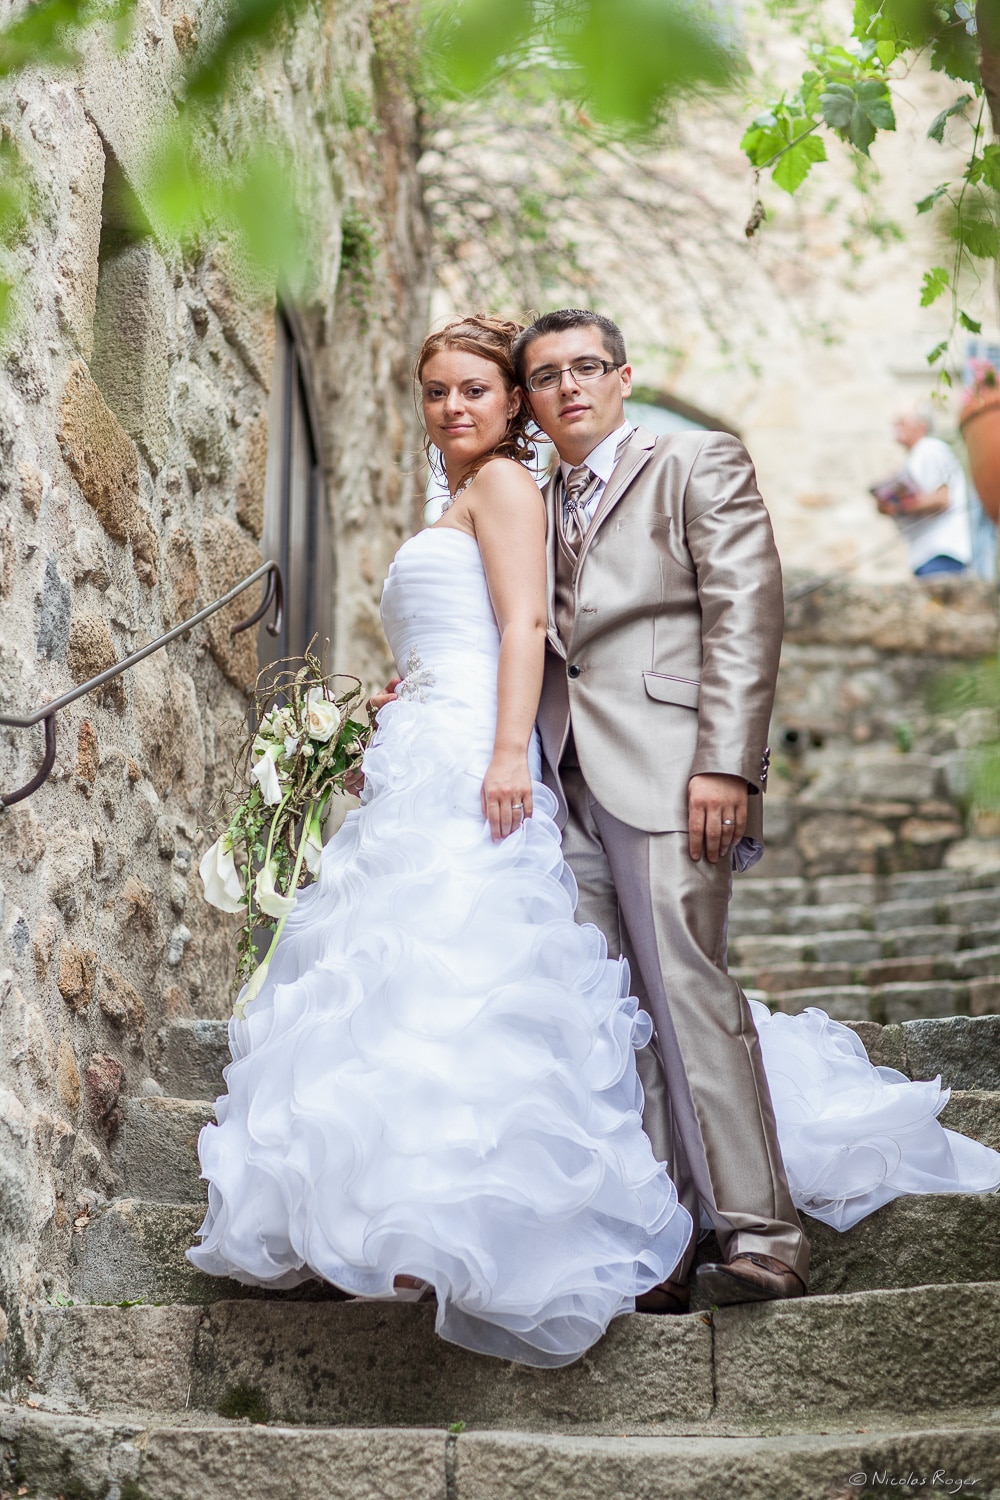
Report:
760,578,1000,881
0,0,429,1379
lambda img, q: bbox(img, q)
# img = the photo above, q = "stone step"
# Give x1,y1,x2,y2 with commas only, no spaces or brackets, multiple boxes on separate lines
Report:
105,1086,1000,1212
735,952,1000,1012
154,1019,230,1101
730,931,883,966
847,1014,1000,1090
5,1405,1000,1500
27,1282,1000,1433
68,1187,1000,1308
766,979,972,1023
114,1096,215,1204
941,1090,1000,1151
730,907,1000,953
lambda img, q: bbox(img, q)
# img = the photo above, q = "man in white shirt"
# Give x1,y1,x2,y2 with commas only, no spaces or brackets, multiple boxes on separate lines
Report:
882,411,972,577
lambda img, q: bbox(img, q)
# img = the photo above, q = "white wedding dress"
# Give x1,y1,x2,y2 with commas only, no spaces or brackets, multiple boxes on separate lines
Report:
189,526,1000,1363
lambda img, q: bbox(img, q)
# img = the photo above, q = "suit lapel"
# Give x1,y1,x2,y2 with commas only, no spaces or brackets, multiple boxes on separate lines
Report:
575,426,657,573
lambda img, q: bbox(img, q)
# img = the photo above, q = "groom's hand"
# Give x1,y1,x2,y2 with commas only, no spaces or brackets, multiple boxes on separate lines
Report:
688,774,748,863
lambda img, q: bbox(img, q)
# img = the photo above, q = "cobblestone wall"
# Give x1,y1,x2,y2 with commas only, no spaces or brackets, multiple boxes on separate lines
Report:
0,0,428,1375
761,578,1000,882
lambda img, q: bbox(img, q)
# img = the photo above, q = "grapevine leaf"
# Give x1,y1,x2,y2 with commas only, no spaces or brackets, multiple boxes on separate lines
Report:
820,82,855,129
772,132,827,193
919,265,950,306
930,26,980,83
967,144,1000,192
855,78,896,130
927,340,949,365
959,311,983,334
915,183,949,213
927,94,972,142
955,219,1000,259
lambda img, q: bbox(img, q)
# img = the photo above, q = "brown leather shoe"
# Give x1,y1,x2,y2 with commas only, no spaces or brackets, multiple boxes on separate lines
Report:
635,1278,690,1315
695,1253,806,1307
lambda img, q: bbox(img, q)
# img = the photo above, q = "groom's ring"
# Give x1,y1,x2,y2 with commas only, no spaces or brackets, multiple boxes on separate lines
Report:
512,803,524,810
722,819,734,826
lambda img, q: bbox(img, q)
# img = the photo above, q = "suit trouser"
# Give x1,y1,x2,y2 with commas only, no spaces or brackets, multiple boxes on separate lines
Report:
559,764,810,1285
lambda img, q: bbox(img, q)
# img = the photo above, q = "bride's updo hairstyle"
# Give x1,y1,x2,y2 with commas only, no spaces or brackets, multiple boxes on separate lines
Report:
415,314,537,478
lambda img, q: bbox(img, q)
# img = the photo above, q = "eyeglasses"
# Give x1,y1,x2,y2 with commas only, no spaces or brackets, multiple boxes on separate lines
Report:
525,359,623,394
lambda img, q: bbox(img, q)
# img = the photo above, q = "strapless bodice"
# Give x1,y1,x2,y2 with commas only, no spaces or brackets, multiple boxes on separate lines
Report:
380,528,499,697
380,526,527,775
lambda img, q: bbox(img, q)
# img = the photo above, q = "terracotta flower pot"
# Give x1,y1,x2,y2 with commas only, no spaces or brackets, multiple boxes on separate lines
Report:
959,389,1000,523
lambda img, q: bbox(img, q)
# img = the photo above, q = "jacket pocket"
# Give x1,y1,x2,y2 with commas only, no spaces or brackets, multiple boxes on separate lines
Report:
642,671,700,710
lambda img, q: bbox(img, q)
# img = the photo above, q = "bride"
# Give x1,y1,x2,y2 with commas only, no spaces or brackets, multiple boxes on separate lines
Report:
188,314,1000,1367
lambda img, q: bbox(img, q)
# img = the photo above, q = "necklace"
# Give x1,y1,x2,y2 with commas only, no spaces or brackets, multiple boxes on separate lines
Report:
440,474,473,514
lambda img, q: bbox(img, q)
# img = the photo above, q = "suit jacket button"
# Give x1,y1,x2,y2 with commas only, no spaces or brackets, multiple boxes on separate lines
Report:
567,664,581,678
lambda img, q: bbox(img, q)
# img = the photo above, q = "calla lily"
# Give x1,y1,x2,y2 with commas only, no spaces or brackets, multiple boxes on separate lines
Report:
234,959,269,1020
254,858,298,918
283,734,300,759
303,809,324,874
199,834,244,913
250,744,283,805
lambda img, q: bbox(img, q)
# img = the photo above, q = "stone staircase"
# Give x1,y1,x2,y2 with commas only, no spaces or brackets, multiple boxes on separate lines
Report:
3,959,1000,1497
731,866,1000,1024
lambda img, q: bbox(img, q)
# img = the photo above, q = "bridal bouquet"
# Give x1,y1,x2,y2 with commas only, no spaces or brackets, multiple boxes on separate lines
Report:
199,652,371,1017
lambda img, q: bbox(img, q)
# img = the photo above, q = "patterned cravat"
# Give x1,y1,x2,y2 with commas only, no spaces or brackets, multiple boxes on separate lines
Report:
561,464,602,557
561,430,633,557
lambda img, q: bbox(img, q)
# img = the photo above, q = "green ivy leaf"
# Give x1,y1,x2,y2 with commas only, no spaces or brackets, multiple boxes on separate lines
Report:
915,183,950,213
959,311,983,333
919,265,950,305
875,38,896,64
926,340,949,365
927,93,972,142
772,132,827,193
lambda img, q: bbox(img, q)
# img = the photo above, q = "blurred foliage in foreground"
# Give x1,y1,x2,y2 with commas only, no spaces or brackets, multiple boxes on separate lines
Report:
0,0,751,343
0,0,313,343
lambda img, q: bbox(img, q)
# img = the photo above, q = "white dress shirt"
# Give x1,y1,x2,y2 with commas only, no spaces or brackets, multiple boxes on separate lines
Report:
559,421,634,531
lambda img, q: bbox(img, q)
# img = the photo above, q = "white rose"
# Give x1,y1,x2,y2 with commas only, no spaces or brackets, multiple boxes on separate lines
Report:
254,858,298,918
250,743,284,805
304,688,342,743
199,834,244,913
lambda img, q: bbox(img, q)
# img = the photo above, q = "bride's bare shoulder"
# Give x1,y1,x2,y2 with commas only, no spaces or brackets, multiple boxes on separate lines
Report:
469,456,542,506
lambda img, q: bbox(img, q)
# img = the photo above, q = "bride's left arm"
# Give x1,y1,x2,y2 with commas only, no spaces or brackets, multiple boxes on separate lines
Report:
470,459,548,842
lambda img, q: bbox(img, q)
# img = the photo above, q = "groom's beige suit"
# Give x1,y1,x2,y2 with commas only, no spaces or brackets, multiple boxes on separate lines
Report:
537,424,809,1282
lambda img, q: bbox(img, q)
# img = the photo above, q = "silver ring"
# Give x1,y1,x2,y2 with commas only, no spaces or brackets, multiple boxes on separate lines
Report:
722,819,734,826
512,803,524,810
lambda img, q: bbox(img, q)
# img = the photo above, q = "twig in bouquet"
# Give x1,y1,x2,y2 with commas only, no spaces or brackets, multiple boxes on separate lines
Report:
197,639,373,1016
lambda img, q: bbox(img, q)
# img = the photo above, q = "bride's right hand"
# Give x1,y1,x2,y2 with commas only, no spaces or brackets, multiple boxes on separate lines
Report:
481,752,533,843
368,678,402,716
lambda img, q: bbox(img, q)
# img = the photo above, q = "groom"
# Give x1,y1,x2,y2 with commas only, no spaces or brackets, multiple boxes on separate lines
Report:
514,309,809,1310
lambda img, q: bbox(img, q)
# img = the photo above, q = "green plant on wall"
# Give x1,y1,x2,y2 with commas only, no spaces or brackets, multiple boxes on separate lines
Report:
740,1,1000,375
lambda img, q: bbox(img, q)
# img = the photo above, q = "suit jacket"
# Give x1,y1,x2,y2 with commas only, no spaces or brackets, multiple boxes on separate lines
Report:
537,425,783,836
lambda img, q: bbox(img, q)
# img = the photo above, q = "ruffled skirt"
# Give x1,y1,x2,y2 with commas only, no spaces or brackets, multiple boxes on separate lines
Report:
753,1000,1000,1230
188,698,693,1367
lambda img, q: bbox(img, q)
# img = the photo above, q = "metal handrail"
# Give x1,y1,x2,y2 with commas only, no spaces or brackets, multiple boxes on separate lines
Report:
0,559,284,811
